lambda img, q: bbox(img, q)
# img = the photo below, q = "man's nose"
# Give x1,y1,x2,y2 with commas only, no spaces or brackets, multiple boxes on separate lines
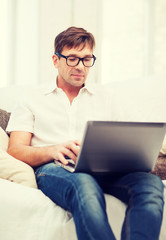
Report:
75,59,84,69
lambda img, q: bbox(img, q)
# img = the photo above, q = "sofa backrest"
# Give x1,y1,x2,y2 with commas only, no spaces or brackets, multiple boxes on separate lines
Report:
0,85,37,112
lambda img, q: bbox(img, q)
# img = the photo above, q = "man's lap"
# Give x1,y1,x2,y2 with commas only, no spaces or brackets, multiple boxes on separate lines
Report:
35,162,103,210
35,162,164,206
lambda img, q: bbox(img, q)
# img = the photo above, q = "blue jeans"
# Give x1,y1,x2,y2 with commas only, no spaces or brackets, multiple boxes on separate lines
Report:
35,162,164,240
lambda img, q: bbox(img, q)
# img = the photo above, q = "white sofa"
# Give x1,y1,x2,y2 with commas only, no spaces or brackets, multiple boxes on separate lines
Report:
0,80,166,240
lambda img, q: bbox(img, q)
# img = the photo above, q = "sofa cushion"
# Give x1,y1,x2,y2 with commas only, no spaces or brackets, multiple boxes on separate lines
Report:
0,109,11,131
151,155,166,180
0,127,37,188
151,135,166,180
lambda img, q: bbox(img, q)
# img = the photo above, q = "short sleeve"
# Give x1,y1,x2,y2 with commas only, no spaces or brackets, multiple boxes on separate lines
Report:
6,98,34,134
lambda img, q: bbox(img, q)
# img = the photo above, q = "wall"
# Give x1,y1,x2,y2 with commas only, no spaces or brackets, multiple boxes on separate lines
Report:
0,0,166,87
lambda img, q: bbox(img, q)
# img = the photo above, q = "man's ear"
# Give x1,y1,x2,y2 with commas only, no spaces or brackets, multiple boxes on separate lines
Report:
52,54,59,68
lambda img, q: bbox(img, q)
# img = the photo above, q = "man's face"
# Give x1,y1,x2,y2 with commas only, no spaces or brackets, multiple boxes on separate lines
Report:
53,44,93,88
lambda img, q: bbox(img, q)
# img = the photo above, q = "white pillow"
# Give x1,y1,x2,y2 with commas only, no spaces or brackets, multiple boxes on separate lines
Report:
0,127,37,188
161,134,166,155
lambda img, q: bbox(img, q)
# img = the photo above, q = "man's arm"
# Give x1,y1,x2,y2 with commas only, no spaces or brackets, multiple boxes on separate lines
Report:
7,131,80,167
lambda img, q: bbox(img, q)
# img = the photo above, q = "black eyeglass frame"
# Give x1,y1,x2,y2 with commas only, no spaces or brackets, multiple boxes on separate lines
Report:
55,52,96,67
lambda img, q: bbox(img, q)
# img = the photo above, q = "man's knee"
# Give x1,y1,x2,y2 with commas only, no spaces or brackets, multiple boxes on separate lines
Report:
126,172,164,191
68,173,105,210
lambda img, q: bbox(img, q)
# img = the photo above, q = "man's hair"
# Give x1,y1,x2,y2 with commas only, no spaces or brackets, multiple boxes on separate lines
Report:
54,26,95,54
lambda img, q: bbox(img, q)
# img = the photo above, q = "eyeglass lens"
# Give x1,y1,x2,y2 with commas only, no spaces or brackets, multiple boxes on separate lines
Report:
67,56,95,67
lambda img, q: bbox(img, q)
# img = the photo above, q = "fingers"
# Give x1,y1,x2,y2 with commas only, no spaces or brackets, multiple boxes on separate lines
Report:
63,147,77,163
52,140,81,165
56,152,69,165
74,139,81,146
64,141,80,159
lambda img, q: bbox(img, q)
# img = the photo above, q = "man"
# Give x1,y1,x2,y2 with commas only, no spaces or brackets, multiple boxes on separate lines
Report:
7,27,164,240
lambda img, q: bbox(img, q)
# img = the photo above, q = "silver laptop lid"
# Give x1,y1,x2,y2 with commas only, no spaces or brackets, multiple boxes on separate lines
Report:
75,121,166,174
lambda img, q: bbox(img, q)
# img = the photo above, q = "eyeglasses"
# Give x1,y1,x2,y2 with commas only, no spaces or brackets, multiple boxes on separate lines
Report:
55,52,96,67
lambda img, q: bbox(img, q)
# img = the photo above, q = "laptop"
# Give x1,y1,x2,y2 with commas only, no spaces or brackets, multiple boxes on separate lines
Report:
54,121,166,174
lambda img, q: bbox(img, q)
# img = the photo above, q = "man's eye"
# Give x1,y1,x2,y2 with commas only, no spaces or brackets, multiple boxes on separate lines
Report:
84,58,91,62
68,57,77,61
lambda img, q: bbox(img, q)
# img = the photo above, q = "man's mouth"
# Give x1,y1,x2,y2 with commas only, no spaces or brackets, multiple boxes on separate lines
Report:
71,74,84,78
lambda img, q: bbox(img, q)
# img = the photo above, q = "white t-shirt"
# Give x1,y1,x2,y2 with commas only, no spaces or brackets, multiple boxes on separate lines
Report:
7,79,113,147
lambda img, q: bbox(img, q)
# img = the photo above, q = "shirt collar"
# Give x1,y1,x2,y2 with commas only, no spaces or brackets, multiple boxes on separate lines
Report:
43,78,96,95
81,82,96,95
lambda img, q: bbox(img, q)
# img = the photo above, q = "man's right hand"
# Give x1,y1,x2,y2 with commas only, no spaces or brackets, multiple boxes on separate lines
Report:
48,140,81,165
